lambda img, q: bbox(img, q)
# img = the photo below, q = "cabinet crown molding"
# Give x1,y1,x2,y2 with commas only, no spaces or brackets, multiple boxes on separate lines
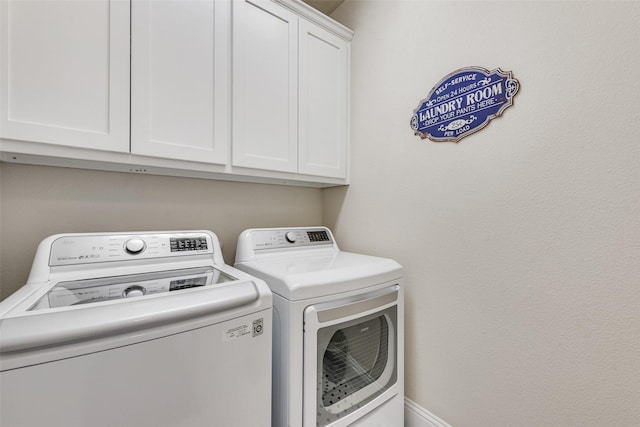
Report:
273,0,354,41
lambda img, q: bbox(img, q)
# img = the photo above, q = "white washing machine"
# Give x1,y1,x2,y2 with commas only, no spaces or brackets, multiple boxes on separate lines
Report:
235,226,404,427
0,230,272,427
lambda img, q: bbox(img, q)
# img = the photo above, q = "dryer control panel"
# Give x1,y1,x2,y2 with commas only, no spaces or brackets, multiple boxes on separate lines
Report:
49,232,214,266
250,228,334,251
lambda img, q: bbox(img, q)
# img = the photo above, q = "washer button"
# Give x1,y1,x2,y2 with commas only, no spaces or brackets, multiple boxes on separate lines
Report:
123,286,145,298
125,238,146,254
285,232,297,243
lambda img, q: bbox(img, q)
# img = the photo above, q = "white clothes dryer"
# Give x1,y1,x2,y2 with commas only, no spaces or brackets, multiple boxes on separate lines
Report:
0,230,272,427
235,227,404,427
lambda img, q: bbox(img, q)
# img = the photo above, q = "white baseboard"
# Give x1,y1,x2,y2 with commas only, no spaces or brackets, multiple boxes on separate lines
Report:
404,398,451,427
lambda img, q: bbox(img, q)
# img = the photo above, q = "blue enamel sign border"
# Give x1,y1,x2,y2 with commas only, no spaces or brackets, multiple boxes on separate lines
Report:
411,67,520,142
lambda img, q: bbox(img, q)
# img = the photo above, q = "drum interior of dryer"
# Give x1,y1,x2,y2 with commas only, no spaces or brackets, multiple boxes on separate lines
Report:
316,305,397,426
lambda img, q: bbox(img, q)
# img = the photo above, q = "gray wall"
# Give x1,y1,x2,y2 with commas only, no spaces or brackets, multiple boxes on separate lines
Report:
0,163,323,298
326,0,640,425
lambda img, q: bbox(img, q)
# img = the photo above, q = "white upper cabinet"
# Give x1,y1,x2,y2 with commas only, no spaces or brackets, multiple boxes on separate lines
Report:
232,0,352,180
131,0,230,164
232,0,299,173
298,19,348,179
0,0,353,187
0,0,130,152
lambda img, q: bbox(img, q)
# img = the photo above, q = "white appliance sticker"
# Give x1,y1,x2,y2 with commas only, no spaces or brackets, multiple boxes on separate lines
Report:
224,323,250,341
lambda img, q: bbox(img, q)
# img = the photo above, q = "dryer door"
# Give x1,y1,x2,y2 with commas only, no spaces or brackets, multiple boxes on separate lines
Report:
303,285,399,427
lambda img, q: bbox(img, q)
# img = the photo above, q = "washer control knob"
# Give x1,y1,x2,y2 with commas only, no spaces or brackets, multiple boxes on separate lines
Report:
125,238,146,254
285,232,297,243
123,286,145,298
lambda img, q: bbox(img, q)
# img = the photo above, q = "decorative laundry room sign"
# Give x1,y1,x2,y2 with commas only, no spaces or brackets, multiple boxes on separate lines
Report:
410,67,520,142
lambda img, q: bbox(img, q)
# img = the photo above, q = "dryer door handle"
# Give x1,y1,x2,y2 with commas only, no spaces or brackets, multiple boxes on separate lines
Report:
305,285,400,328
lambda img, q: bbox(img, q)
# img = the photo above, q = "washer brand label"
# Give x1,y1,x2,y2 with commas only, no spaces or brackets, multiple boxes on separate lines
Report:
252,318,264,337
411,67,520,142
223,318,264,341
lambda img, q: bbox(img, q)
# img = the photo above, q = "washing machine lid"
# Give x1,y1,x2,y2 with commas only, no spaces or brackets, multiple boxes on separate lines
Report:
235,251,402,300
29,266,237,310
0,266,269,370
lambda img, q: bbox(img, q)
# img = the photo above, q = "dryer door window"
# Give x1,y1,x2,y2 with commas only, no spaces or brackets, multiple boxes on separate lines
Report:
312,298,397,426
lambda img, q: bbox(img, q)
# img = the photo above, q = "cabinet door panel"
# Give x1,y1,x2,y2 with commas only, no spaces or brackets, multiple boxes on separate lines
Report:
232,0,298,173
298,20,348,179
0,0,129,152
131,0,230,164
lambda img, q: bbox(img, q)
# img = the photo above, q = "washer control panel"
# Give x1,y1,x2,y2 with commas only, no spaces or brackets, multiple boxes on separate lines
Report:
49,232,213,266
251,228,333,250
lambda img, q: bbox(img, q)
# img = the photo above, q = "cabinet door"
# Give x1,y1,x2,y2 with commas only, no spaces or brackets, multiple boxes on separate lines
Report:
232,0,298,173
0,0,129,152
131,0,230,164
298,20,348,179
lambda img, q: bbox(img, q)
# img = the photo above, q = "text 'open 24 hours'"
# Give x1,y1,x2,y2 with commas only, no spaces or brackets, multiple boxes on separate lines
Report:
411,67,520,142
